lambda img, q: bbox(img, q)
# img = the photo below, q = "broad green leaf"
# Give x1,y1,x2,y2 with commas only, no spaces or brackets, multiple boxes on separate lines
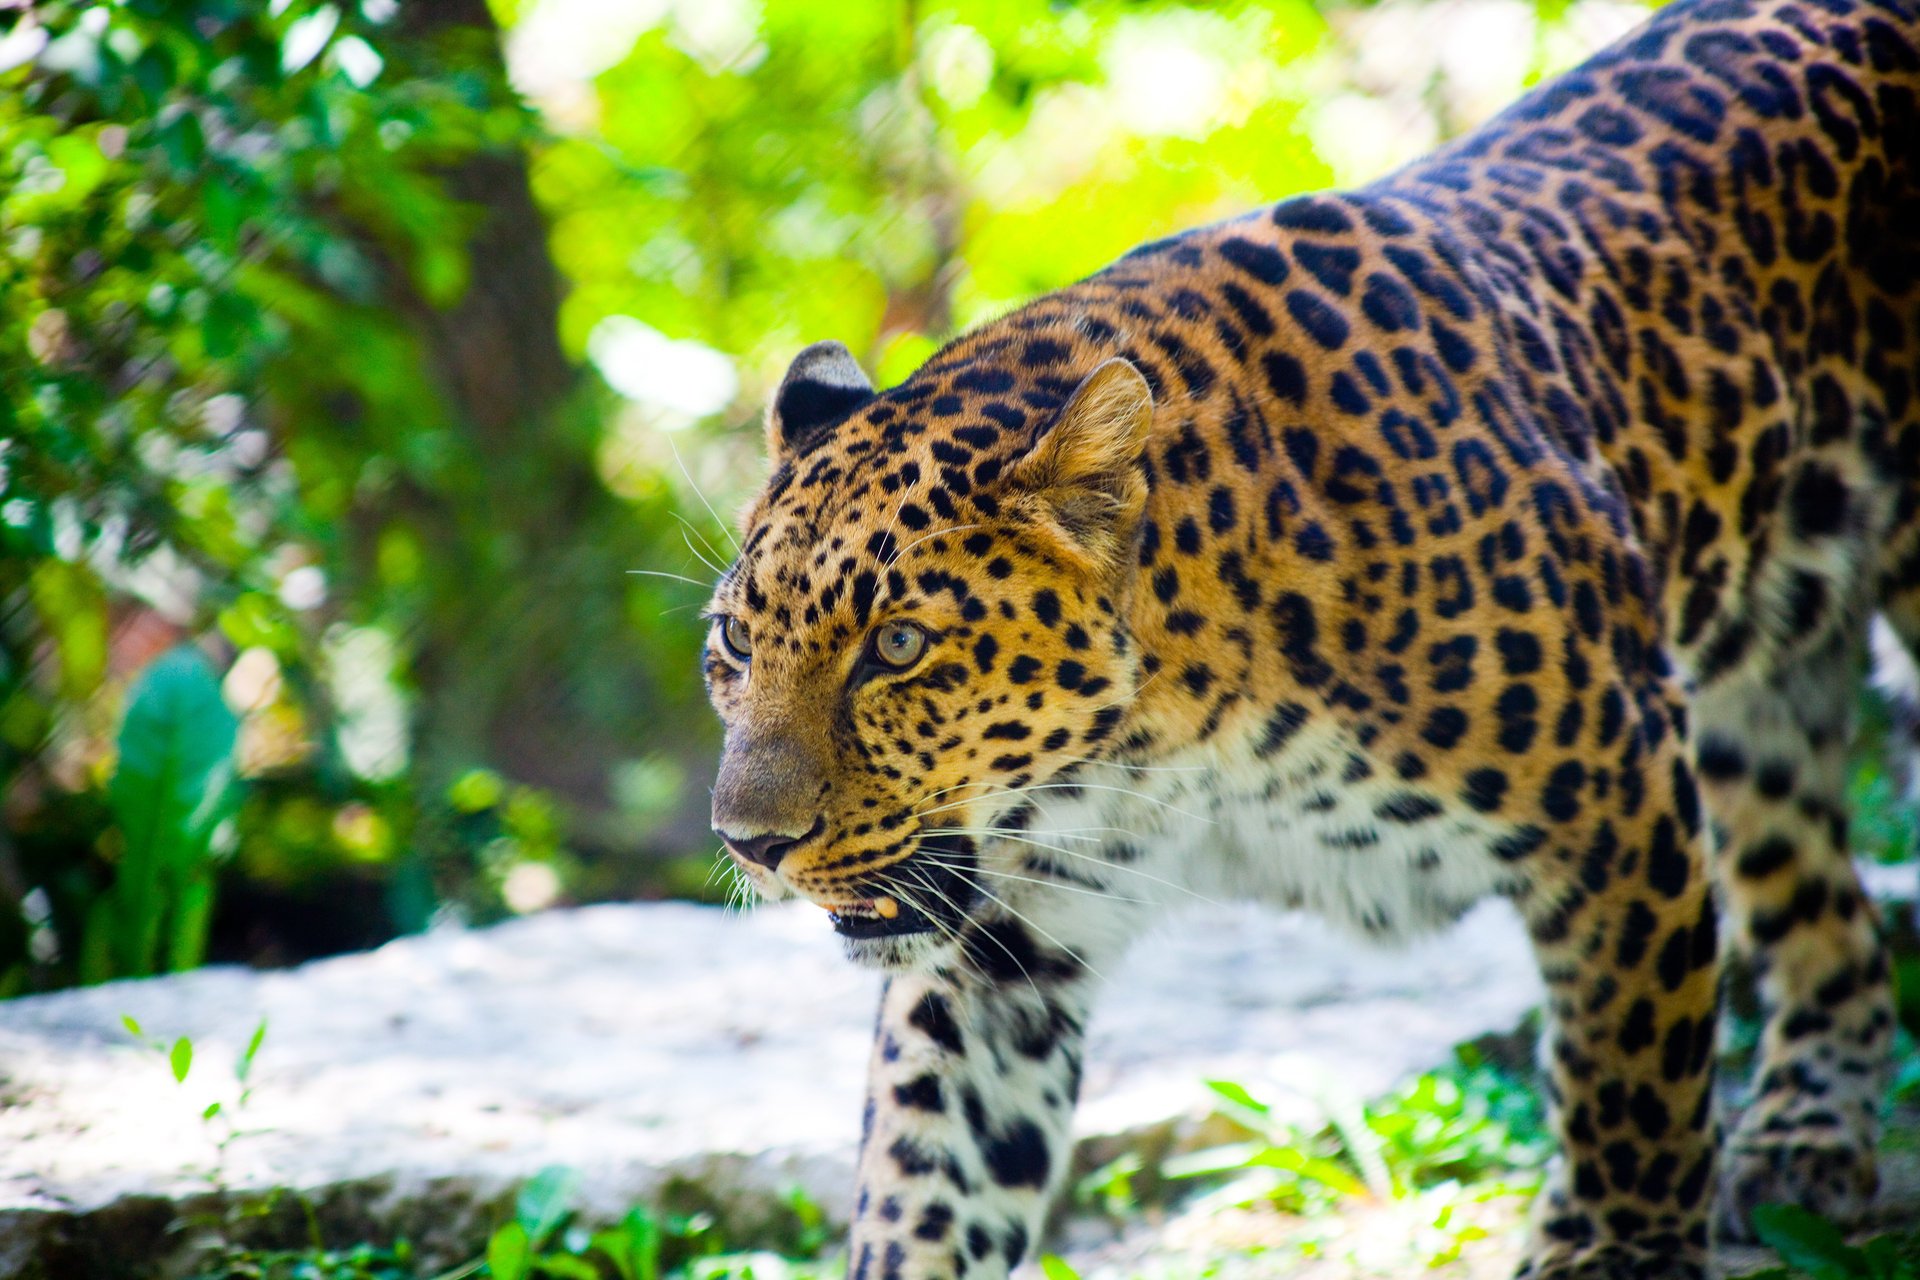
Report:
1751,1204,1867,1279
1202,1078,1271,1115
1162,1141,1266,1179
103,646,237,978
515,1164,580,1247
237,1018,269,1083
588,1229,638,1280
169,1036,193,1083
1040,1256,1082,1280
120,1014,145,1041
165,871,216,974
488,1222,532,1280
1199,1076,1284,1133
1859,1234,1908,1280
620,1206,663,1280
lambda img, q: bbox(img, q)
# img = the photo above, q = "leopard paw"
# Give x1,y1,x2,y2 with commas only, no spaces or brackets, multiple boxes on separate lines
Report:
1519,1243,1705,1280
1714,1134,1878,1242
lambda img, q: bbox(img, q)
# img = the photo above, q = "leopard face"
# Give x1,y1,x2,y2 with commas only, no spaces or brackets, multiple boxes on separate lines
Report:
705,345,1154,967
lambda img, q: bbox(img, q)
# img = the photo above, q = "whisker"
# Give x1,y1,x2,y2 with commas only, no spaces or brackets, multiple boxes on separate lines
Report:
907,751,1209,821
710,852,754,916
626,568,714,589
916,856,1154,907
915,778,1004,804
892,872,964,954
884,523,984,574
890,865,1038,1001
1016,782,1213,822
678,524,727,578
671,509,732,567
926,822,1157,852
1050,755,1209,776
902,867,1045,1002
1088,666,1164,716
665,431,741,555
924,826,1117,860
925,826,1225,908
965,878,1106,983
867,497,912,608
1044,849,1223,908
916,781,1210,824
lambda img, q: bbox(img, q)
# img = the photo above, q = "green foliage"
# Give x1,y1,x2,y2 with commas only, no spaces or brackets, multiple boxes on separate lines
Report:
0,0,485,616
1893,1029,1920,1105
0,0,687,989
80,645,238,982
1740,1206,1920,1280
486,1224,533,1280
182,1166,836,1280
1073,1151,1146,1220
1849,687,1920,866
1365,1046,1552,1187
1167,1046,1548,1214
0,0,484,986
1037,1256,1083,1280
125,1011,272,1188
467,1177,838,1280
463,1198,836,1280
198,1240,417,1280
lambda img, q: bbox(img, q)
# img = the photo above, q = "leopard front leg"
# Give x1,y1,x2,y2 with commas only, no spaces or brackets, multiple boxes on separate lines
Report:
849,953,1101,1280
1513,716,1721,1280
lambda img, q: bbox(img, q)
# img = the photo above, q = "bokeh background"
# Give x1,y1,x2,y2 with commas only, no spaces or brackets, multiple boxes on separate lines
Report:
7,0,1880,994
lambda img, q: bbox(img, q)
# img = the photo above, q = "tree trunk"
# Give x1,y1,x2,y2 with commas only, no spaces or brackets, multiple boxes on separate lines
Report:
361,1,672,859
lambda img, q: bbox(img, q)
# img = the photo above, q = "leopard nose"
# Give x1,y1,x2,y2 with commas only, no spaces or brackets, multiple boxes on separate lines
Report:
718,818,823,870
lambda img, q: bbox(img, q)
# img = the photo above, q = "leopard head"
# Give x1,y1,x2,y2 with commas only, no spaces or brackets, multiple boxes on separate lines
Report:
704,337,1154,967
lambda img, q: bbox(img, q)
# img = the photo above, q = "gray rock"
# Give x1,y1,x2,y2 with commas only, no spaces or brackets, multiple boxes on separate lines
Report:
0,900,1543,1276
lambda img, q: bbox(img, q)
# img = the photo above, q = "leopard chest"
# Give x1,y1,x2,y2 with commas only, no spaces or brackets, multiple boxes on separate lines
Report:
1010,718,1526,941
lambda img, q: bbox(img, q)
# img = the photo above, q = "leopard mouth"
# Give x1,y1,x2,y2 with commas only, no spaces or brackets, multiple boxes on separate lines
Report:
820,895,935,939
816,836,983,940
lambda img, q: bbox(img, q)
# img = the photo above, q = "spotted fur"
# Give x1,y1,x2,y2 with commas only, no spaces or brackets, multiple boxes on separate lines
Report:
704,0,1920,1274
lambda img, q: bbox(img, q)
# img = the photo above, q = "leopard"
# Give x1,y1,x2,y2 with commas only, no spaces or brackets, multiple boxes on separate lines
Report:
700,0,1920,1274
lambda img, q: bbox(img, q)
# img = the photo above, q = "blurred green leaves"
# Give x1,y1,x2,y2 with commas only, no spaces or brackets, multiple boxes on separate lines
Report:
1744,1204,1920,1280
81,645,238,983
0,0,541,991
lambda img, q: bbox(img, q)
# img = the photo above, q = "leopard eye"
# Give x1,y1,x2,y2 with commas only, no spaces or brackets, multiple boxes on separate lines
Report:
718,616,753,662
870,621,928,670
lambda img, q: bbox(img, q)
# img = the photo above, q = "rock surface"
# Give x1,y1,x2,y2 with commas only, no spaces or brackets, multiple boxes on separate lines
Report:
1,898,1548,1276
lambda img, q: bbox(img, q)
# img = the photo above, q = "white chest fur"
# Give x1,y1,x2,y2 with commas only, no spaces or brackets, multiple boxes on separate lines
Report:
979,720,1526,946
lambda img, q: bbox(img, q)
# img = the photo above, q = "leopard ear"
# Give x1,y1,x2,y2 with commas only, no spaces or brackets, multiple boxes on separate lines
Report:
767,341,875,459
1009,357,1155,563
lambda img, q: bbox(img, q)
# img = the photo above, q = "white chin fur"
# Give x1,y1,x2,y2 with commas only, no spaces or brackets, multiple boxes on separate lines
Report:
842,930,950,972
